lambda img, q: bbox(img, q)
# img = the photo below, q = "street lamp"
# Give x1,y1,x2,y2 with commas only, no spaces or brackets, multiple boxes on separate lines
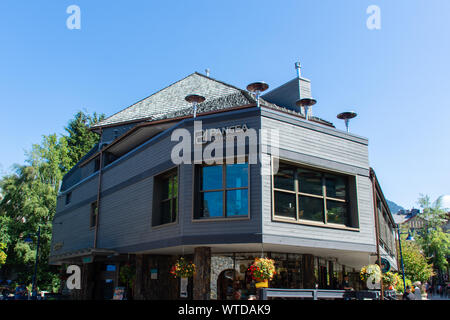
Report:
396,224,415,292
24,225,41,300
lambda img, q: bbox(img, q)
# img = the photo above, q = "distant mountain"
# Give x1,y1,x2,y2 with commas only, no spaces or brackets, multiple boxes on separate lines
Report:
386,200,405,214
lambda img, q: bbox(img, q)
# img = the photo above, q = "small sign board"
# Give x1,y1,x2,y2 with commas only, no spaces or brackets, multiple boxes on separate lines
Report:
150,269,158,280
82,256,93,264
180,277,188,298
113,287,126,300
381,258,391,273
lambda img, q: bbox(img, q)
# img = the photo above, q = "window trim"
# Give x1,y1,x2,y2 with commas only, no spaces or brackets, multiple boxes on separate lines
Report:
151,166,180,229
271,157,360,232
192,159,251,221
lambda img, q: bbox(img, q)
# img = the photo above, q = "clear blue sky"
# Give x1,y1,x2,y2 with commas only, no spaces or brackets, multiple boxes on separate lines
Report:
0,0,449,210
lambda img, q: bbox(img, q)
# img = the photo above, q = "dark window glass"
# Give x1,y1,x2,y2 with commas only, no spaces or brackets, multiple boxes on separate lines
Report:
298,196,324,222
274,164,295,191
201,191,223,217
153,169,178,226
325,174,347,200
274,191,296,219
326,200,347,225
226,189,248,216
202,165,223,190
197,162,249,218
90,201,98,228
226,163,248,188
298,168,322,195
65,192,72,205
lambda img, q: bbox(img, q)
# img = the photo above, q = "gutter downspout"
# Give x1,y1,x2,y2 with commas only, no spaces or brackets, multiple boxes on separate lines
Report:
370,170,384,299
94,127,104,249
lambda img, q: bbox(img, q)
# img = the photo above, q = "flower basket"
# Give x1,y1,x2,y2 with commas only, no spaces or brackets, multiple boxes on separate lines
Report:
170,257,196,278
360,264,381,288
382,272,399,290
248,258,276,287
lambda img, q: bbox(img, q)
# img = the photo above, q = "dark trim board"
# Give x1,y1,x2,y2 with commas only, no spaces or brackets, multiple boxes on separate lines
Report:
112,233,264,253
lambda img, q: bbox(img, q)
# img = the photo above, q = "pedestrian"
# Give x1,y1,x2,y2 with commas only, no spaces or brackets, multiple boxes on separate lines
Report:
413,281,422,300
402,286,416,300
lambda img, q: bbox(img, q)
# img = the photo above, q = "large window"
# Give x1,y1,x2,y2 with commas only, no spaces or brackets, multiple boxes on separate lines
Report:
195,162,249,219
152,168,178,226
273,162,354,227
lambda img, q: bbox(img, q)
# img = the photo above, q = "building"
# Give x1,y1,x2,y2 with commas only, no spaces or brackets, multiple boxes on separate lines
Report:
49,66,397,300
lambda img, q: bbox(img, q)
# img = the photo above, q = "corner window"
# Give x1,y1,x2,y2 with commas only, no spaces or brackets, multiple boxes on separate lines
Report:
90,201,98,228
152,168,178,226
195,162,249,219
273,162,355,227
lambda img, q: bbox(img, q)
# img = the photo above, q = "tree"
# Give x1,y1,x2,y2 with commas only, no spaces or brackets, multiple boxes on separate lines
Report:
400,237,434,284
0,111,104,291
416,195,450,275
64,111,104,168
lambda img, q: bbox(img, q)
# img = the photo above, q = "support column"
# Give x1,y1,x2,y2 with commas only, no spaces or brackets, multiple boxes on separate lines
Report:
193,247,211,300
302,254,315,289
134,254,145,300
81,262,95,300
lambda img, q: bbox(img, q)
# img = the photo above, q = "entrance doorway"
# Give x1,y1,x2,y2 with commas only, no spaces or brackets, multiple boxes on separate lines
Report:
217,269,236,300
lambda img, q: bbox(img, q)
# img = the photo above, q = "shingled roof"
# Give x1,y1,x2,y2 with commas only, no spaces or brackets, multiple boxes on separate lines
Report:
92,72,335,129
92,72,242,128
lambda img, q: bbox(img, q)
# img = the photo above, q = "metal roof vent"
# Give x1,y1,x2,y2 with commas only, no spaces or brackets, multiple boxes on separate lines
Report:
247,81,269,108
296,97,317,120
185,94,205,118
337,111,357,132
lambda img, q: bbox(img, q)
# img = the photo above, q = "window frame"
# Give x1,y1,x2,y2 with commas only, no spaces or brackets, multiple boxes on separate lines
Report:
271,159,359,231
151,167,179,228
193,160,251,221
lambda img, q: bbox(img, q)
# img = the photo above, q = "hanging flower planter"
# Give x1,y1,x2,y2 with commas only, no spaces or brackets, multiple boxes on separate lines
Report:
170,257,196,278
248,258,276,288
360,264,381,288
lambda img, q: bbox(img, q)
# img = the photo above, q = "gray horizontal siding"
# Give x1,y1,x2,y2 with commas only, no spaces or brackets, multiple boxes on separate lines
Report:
51,109,262,257
260,113,376,252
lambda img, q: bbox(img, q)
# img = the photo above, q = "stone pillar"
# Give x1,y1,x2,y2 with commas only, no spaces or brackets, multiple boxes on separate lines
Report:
302,254,316,289
193,247,211,300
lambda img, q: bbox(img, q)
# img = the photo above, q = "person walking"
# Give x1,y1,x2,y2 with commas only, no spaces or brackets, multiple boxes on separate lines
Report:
403,286,416,300
413,282,422,300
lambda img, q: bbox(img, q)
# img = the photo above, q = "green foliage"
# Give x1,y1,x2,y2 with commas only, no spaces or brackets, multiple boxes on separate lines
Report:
400,239,434,283
416,194,450,273
0,242,6,265
64,111,104,168
0,110,104,292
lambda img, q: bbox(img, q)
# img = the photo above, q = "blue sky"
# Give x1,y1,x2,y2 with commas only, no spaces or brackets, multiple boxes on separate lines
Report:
0,0,449,209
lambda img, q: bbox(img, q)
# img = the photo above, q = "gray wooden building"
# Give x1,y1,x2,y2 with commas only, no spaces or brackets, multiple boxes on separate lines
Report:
50,69,398,300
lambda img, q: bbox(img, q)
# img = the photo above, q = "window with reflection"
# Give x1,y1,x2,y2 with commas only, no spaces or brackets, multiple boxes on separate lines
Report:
152,168,178,226
273,162,351,226
196,162,249,218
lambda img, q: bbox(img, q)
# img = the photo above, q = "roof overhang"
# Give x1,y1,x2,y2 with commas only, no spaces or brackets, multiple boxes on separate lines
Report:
49,248,118,265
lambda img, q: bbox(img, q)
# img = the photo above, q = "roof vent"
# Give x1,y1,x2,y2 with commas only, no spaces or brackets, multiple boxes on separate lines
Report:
246,81,269,108
296,98,317,120
337,111,358,132
205,68,210,77
185,94,206,118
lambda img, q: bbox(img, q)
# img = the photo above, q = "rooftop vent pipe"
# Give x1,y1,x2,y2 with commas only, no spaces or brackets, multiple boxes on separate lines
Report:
296,98,317,120
185,94,206,118
246,81,269,108
337,111,358,132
